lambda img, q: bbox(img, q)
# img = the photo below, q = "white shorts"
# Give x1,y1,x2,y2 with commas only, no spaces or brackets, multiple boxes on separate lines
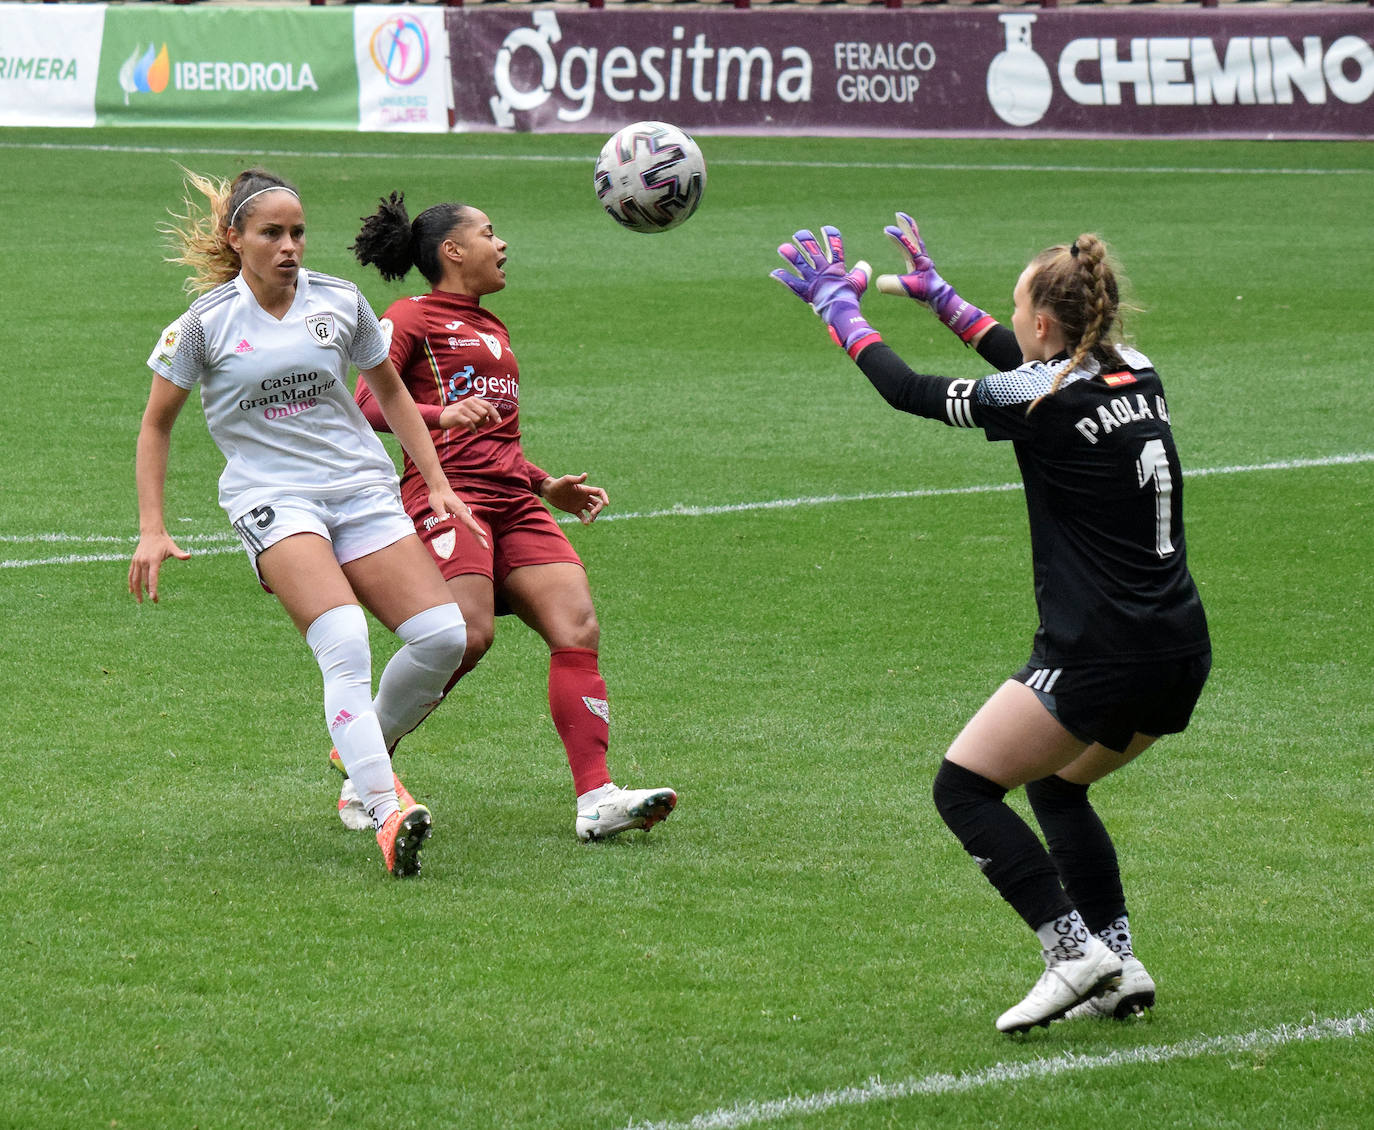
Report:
229,483,416,584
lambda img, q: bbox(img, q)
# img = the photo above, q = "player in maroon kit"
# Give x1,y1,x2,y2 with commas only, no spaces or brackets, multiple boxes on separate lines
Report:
343,191,677,842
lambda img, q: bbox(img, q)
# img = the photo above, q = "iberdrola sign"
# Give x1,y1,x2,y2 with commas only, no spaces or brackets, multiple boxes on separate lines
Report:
95,6,358,129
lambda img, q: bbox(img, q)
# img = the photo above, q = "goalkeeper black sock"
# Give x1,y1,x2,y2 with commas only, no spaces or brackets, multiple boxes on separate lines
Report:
1025,773,1127,934
932,759,1072,930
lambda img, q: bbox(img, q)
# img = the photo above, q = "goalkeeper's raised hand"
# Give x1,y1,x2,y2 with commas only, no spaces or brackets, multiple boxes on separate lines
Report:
875,212,994,345
771,226,883,360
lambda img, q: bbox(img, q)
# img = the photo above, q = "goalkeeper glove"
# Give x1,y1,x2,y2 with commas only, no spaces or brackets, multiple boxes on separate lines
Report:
771,226,883,360
875,212,994,344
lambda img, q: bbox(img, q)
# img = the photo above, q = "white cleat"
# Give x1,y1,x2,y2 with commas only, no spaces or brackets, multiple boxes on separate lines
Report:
1065,955,1156,1019
337,778,372,832
996,937,1123,1034
576,785,677,842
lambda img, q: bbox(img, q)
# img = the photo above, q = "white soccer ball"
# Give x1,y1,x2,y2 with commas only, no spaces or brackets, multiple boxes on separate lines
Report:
593,121,706,234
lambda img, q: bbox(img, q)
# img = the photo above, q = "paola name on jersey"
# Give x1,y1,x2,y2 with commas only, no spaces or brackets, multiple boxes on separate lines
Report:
1072,385,1169,446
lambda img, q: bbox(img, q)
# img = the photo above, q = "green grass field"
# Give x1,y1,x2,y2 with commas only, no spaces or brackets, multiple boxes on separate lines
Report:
0,126,1371,1129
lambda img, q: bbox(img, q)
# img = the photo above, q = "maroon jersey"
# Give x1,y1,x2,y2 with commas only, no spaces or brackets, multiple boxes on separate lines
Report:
355,290,548,512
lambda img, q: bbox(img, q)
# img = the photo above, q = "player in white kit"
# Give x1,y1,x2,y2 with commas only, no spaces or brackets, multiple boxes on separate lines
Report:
129,168,486,877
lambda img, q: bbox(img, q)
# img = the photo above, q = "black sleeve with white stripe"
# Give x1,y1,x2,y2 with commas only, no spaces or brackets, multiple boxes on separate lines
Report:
853,342,981,428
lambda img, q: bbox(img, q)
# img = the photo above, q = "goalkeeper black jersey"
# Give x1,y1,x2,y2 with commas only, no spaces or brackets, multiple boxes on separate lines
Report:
856,328,1210,666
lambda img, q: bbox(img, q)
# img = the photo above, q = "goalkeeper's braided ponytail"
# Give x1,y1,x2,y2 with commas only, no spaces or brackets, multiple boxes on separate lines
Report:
1026,233,1129,410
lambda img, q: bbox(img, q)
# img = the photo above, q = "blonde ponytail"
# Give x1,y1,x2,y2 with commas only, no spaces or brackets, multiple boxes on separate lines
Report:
159,167,299,295
160,167,238,296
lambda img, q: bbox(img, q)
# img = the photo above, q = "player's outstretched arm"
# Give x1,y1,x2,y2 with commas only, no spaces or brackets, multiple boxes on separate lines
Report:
130,376,193,604
875,213,996,347
770,225,883,360
769,225,984,424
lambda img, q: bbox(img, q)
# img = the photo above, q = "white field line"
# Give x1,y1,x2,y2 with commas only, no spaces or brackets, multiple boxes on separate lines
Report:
620,1009,1374,1130
4,451,1370,570
1,140,1371,178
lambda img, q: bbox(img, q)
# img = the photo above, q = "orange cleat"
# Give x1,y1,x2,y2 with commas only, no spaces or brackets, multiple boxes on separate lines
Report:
377,803,432,877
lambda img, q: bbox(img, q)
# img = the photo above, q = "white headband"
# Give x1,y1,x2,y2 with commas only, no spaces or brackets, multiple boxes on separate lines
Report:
229,185,299,230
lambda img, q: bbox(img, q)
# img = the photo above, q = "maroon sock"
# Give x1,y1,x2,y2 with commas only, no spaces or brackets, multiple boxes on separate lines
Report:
549,647,612,796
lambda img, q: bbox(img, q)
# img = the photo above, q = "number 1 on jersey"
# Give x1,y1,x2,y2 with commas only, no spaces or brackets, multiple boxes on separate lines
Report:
1137,438,1175,558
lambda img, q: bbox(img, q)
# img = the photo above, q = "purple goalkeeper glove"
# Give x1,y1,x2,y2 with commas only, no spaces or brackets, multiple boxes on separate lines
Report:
771,226,883,360
875,212,994,345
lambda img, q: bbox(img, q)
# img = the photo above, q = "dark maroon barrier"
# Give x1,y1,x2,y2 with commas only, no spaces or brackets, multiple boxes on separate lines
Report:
449,8,1373,139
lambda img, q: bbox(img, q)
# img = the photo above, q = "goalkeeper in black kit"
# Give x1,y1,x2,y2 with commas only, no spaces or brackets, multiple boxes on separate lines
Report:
772,216,1211,1034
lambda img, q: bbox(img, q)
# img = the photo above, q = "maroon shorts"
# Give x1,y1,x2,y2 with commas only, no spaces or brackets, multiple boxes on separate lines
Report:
410,489,583,591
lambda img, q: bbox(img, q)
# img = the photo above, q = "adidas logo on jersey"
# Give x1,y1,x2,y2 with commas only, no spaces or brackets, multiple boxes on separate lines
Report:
234,338,254,354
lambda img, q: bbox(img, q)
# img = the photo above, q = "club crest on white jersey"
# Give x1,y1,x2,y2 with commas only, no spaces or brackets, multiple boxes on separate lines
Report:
306,313,336,346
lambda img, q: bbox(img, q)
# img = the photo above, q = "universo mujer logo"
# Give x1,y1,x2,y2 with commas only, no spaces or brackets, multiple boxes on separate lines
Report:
489,11,812,125
370,14,431,88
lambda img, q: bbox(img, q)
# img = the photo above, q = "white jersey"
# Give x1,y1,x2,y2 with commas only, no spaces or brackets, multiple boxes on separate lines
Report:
147,270,397,520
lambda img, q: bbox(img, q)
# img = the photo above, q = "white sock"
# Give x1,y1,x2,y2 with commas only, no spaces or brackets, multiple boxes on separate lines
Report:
1035,911,1092,964
306,604,397,828
374,603,466,751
